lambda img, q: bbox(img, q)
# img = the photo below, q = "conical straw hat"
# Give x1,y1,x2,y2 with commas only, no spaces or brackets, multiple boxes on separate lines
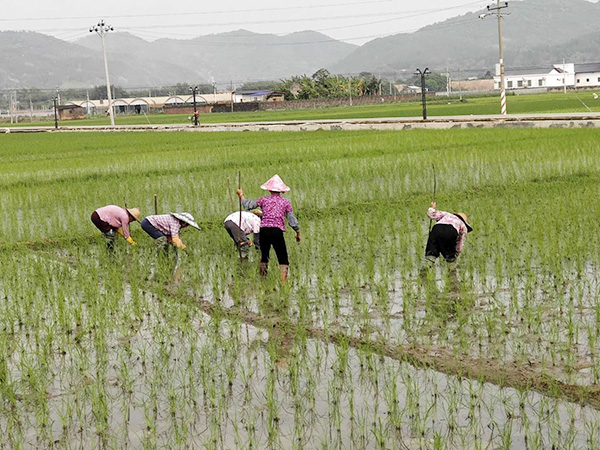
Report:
126,207,141,222
455,213,473,233
260,174,290,192
170,212,201,230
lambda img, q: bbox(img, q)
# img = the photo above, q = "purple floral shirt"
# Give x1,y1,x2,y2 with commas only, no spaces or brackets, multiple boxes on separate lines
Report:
256,195,293,231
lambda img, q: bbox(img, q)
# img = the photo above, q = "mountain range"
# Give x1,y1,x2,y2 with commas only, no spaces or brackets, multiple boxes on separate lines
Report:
1,0,600,90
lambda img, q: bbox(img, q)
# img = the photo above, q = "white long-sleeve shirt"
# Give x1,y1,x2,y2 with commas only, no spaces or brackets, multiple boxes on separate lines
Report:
224,211,261,235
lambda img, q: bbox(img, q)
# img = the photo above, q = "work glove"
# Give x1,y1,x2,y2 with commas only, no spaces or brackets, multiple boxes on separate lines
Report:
170,235,187,250
116,228,125,237
126,237,137,246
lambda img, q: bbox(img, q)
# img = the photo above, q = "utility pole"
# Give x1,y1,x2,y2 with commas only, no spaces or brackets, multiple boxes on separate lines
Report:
481,1,509,115
53,96,59,129
349,78,353,106
90,19,115,126
563,58,567,94
12,92,18,124
189,86,199,126
415,68,430,120
9,92,14,124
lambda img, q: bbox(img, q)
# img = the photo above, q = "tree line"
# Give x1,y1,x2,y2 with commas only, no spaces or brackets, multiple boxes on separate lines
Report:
1,69,492,111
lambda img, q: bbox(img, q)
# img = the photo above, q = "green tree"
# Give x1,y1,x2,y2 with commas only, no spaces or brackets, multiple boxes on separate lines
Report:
239,81,279,91
406,73,448,92
90,85,128,100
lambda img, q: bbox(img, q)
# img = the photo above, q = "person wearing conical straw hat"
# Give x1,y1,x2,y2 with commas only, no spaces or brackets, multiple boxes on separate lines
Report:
223,209,262,259
140,212,200,251
425,202,472,263
91,205,141,250
237,174,300,282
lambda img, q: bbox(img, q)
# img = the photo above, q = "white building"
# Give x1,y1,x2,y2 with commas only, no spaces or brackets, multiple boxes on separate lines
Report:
574,63,600,88
233,90,284,103
66,93,234,114
492,63,600,91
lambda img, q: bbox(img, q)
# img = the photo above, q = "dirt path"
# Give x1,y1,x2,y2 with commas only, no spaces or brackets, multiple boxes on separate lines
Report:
5,113,600,133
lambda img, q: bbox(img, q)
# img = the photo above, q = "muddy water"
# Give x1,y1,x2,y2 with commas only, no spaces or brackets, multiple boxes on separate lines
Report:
5,310,600,448
3,251,600,448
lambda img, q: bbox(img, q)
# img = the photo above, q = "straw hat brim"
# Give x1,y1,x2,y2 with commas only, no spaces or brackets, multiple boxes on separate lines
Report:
126,208,141,222
454,214,473,233
170,213,201,230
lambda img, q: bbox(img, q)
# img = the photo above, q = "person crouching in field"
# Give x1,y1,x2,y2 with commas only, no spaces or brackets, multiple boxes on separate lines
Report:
425,202,472,263
224,209,261,259
91,205,140,249
237,174,301,282
141,212,200,251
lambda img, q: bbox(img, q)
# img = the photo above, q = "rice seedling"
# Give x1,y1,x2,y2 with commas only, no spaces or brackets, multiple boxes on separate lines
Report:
1,127,600,447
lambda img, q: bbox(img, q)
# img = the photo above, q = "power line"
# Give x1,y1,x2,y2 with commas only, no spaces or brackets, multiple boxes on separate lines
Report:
0,13,483,56
0,1,487,36
120,16,482,47
0,0,478,22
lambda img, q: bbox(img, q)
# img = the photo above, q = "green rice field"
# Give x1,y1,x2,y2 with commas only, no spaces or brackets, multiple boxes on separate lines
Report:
5,91,600,128
1,128,600,448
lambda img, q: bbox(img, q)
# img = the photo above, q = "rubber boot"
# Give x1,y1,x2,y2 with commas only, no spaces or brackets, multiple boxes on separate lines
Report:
103,230,116,251
239,242,249,260
280,265,289,283
259,262,268,277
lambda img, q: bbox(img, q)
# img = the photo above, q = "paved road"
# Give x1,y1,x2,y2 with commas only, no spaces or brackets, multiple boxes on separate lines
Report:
4,113,600,133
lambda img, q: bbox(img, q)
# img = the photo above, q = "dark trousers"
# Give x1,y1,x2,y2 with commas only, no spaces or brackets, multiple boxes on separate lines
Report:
91,211,114,234
224,221,260,248
259,227,289,265
425,224,459,262
224,220,249,246
141,218,166,239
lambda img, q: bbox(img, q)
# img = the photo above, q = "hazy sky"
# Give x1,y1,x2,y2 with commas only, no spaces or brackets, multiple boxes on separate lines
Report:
1,0,499,45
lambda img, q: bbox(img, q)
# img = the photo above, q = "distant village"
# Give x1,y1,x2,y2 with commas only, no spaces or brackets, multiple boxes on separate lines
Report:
5,62,600,121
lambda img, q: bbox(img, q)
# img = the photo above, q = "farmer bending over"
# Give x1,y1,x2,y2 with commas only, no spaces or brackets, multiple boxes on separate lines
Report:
224,209,261,259
141,212,200,251
425,202,472,263
237,174,301,282
91,205,140,250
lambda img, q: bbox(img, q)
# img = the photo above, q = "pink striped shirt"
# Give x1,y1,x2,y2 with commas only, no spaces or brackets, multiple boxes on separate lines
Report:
95,205,133,238
147,214,182,237
427,208,467,254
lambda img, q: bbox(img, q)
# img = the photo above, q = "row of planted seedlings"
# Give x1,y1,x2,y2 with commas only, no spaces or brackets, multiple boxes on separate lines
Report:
2,230,600,448
2,128,600,447
2,128,598,243
2,230,597,448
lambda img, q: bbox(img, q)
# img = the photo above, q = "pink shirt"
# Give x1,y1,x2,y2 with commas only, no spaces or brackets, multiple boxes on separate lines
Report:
96,205,132,238
224,211,261,234
256,195,293,231
147,214,182,237
427,208,467,254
